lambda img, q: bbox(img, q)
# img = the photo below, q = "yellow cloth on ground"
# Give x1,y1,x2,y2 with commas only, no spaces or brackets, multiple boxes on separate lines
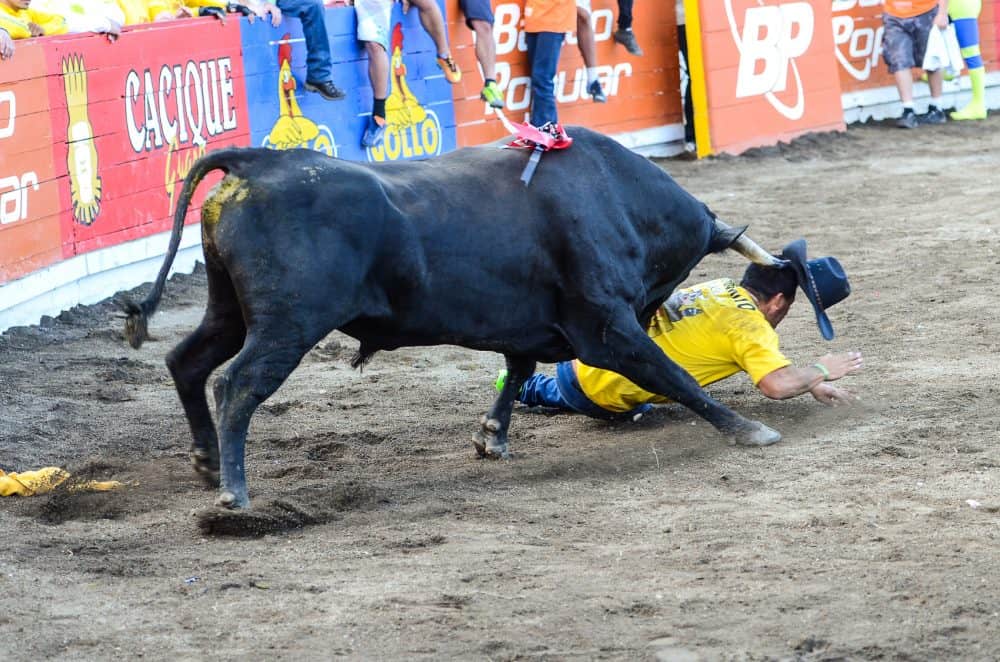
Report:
0,467,122,496
575,278,792,413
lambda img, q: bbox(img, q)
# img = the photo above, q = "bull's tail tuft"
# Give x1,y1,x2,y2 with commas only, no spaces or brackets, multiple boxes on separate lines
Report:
122,147,243,350
123,299,150,349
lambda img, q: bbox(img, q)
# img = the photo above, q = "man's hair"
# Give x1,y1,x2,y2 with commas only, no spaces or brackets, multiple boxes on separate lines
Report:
740,261,798,302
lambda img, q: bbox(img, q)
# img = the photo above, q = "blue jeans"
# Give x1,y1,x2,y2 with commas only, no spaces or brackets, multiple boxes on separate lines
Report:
276,0,333,83
517,362,652,421
525,31,565,126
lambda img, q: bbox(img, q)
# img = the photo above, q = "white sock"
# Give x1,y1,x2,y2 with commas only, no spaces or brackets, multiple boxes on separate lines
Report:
930,96,943,109
587,67,600,85
902,102,915,111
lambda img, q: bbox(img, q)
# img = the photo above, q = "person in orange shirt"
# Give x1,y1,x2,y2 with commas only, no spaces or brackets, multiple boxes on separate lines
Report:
523,0,574,129
882,0,949,128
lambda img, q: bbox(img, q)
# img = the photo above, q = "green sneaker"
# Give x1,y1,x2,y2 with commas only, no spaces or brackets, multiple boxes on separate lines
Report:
494,369,508,392
480,81,504,109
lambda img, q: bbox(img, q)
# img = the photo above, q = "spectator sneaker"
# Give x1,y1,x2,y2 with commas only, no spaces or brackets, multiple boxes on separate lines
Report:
920,105,947,125
613,28,643,56
587,79,607,103
436,55,461,84
362,116,386,148
895,108,918,129
304,80,346,101
480,81,504,108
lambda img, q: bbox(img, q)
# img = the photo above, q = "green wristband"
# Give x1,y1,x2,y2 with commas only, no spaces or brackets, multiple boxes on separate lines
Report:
813,363,830,381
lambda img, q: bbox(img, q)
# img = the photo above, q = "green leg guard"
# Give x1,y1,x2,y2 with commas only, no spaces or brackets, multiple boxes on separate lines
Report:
952,67,987,120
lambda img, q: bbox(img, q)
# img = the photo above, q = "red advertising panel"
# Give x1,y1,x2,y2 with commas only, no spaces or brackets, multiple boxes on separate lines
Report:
695,0,845,155
445,0,682,147
40,20,251,258
0,41,62,286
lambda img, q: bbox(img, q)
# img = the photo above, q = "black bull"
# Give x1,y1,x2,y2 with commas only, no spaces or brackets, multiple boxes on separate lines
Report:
125,127,785,509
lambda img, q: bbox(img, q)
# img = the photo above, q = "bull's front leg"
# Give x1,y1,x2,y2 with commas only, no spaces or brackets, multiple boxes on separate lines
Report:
474,355,536,460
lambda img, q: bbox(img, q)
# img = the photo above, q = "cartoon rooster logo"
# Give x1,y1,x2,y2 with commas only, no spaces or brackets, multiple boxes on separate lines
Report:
263,34,335,155
385,22,428,129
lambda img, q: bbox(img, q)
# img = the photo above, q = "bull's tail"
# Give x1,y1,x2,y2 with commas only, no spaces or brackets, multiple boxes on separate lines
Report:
123,148,241,349
710,217,786,267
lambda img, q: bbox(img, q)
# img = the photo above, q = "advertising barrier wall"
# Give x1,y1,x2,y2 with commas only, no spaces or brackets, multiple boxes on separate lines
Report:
0,42,62,286
688,0,846,156
443,0,683,149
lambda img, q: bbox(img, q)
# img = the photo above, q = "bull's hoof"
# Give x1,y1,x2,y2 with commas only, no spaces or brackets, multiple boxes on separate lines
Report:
190,448,220,488
216,490,249,510
473,416,511,460
730,422,782,447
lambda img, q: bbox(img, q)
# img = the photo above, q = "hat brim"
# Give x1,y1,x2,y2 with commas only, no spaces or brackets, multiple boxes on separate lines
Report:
781,239,835,340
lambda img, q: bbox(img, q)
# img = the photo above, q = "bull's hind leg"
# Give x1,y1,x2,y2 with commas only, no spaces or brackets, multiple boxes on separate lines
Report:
569,307,780,446
474,355,536,459
165,260,246,486
211,329,316,509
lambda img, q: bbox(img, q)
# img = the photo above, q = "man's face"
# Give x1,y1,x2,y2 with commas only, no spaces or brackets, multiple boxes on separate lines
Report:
760,292,793,328
2,0,31,10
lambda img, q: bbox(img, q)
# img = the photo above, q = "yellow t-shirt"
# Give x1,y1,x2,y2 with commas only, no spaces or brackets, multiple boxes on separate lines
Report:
575,278,792,412
0,4,67,38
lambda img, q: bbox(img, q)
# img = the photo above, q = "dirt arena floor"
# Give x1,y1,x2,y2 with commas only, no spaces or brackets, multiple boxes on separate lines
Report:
3,115,1000,661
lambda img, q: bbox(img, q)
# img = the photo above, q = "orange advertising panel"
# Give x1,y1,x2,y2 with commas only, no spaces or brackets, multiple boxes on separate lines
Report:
0,41,62,286
833,0,999,94
693,0,845,155
444,0,682,147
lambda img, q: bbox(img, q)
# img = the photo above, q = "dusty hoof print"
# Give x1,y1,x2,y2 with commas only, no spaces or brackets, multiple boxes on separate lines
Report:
732,423,782,447
197,504,307,537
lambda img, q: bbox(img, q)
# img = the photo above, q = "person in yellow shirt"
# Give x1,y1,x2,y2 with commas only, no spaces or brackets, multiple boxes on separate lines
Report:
501,240,863,435
0,0,67,44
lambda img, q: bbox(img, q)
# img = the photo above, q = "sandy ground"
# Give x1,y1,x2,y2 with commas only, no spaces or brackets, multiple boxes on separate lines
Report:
2,116,1000,661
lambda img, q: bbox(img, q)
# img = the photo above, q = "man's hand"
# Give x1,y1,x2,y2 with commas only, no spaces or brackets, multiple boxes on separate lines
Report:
814,351,863,381
244,0,281,25
934,5,949,28
0,29,14,60
28,21,44,37
810,383,857,407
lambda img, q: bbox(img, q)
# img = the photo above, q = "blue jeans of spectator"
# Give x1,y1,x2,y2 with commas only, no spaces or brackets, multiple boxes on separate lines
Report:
525,31,565,127
276,0,333,83
517,361,652,421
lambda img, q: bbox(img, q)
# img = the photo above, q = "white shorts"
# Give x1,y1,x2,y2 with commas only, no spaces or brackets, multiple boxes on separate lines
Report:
356,0,393,50
576,0,591,14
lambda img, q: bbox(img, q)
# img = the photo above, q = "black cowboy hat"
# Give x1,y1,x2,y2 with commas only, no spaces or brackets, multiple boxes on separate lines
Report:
781,239,850,341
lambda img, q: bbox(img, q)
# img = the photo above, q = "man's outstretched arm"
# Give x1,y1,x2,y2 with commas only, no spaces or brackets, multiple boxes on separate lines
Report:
756,351,863,404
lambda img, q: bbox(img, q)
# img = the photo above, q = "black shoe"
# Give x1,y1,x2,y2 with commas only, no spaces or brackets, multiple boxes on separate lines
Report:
304,79,346,101
613,29,643,56
919,105,947,125
587,79,607,103
896,108,918,129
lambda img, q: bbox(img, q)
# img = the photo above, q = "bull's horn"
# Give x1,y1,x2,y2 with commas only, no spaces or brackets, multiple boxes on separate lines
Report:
716,219,785,267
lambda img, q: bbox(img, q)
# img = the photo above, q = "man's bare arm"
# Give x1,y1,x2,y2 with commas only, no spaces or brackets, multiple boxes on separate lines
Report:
756,351,863,401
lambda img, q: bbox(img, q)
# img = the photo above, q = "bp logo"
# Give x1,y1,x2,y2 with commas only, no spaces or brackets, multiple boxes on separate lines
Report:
725,0,814,121
262,34,337,156
366,22,442,163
